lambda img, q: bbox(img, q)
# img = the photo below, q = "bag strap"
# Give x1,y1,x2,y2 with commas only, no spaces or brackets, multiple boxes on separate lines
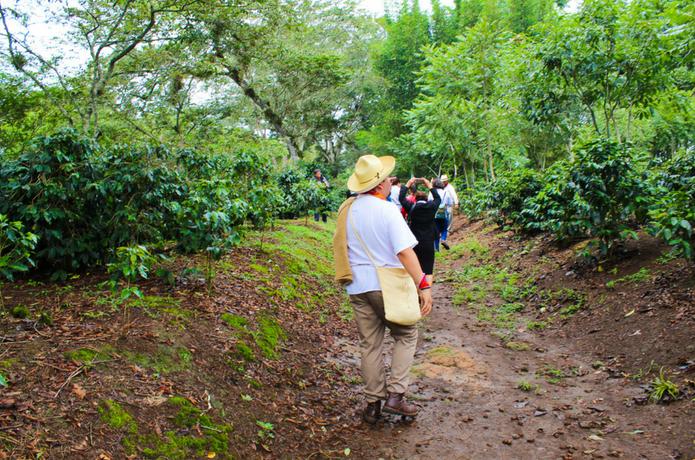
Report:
407,202,419,226
349,207,380,268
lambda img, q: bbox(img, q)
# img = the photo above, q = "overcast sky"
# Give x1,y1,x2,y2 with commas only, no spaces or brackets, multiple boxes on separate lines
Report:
6,0,582,76
358,0,453,16
357,0,581,16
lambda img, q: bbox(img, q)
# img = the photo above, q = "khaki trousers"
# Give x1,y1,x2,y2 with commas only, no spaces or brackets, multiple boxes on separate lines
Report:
350,291,419,402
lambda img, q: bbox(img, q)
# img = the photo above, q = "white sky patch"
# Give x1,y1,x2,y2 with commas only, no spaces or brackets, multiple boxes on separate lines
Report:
6,0,583,81
357,0,582,16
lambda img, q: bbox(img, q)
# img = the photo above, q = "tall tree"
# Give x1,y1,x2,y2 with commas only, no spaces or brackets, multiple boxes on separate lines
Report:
0,0,191,139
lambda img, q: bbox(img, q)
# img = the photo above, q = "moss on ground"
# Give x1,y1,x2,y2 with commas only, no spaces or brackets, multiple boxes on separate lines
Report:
100,397,232,459
235,341,256,362
64,345,114,364
10,305,30,319
221,313,249,332
427,346,456,358
99,400,138,434
606,267,651,289
222,312,285,361
130,295,191,324
123,345,192,374
505,341,530,351
254,316,286,359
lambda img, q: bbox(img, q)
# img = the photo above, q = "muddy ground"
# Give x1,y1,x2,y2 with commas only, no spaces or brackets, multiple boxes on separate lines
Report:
0,218,693,459
340,218,694,460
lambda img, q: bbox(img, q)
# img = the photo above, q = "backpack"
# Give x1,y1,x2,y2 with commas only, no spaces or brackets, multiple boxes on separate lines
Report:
435,189,448,219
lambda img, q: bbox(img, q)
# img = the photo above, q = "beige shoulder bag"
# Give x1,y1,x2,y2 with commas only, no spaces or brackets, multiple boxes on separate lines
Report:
350,209,421,326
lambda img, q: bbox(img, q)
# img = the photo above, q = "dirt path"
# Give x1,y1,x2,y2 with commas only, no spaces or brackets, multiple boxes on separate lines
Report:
342,225,693,460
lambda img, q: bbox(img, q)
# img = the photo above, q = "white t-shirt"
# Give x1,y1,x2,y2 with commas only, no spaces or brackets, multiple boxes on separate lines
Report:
345,194,418,295
389,185,402,209
444,183,459,206
429,188,454,207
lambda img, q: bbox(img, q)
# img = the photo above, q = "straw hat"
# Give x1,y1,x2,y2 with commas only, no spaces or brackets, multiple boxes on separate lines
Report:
347,155,396,193
440,174,449,182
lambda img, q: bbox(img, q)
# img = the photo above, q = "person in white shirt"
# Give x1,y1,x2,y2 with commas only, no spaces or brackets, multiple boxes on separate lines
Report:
340,155,433,424
440,175,459,232
388,177,403,215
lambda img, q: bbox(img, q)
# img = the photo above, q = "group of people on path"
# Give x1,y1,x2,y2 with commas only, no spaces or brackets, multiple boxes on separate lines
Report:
332,154,458,425
389,176,458,284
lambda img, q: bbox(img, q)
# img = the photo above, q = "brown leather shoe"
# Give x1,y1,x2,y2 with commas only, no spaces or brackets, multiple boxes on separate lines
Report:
362,400,381,424
383,393,418,417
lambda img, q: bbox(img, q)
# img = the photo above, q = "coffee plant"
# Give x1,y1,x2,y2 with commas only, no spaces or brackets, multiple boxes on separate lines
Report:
0,214,38,308
646,150,695,259
489,168,543,226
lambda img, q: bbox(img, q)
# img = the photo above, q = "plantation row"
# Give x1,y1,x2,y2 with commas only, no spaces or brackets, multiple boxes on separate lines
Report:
0,130,340,280
458,139,694,259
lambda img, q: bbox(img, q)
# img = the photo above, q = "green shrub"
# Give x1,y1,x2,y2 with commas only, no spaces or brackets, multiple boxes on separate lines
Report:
521,159,579,237
0,214,38,281
0,130,287,276
646,150,694,259
0,130,186,274
276,168,341,220
0,214,38,308
523,139,646,255
489,168,543,226
459,181,493,220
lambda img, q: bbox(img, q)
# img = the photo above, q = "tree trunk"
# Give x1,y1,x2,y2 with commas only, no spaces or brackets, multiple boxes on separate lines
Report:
216,54,301,160
487,143,495,181
463,162,470,188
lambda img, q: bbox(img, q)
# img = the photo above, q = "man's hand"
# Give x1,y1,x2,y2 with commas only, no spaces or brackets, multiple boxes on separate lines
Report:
419,289,433,316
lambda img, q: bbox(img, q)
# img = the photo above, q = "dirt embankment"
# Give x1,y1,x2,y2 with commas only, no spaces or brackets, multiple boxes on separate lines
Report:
0,222,365,459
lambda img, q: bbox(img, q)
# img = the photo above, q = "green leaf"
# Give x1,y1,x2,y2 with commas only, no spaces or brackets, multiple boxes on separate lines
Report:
0,373,8,387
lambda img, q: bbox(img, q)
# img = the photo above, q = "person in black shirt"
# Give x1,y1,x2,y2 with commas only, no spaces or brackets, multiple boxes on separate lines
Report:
399,177,441,284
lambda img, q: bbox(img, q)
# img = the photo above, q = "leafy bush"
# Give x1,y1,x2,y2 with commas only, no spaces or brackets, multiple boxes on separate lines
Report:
0,130,104,272
459,181,493,220
489,168,542,226
107,245,158,301
0,214,38,281
0,130,188,274
0,129,288,275
276,170,334,220
521,160,579,237
646,150,695,259
0,214,38,308
523,139,646,255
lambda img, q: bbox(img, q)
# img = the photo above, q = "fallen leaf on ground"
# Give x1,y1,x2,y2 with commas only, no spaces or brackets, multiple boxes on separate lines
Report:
72,384,86,399
588,434,604,441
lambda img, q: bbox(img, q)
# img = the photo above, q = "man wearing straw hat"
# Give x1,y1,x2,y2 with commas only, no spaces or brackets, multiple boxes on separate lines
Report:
333,154,433,424
440,174,459,232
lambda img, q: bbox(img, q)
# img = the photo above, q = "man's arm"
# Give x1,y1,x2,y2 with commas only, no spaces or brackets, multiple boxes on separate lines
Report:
397,248,432,316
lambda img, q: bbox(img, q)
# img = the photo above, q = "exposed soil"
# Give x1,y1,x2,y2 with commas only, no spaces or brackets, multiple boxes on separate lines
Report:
341,217,695,460
0,223,365,459
0,218,693,459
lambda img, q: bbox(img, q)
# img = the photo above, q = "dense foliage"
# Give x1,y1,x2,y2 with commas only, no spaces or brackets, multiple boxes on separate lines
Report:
0,130,340,276
0,0,692,267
